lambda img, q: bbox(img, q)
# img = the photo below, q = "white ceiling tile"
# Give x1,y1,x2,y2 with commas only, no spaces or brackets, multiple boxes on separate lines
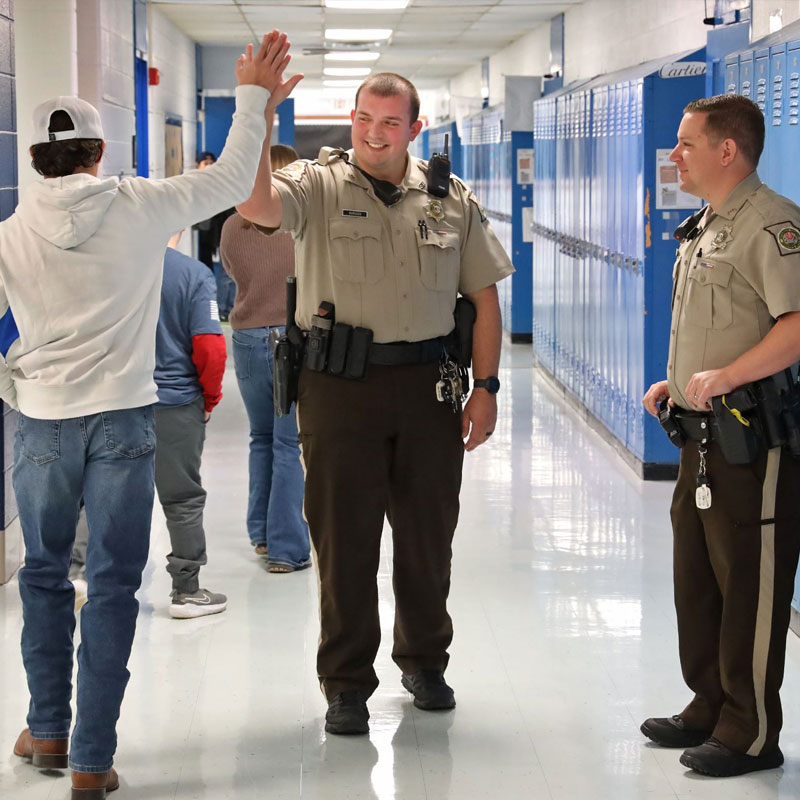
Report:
151,0,579,83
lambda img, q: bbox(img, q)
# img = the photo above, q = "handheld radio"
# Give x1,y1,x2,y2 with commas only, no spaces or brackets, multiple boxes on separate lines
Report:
427,133,451,198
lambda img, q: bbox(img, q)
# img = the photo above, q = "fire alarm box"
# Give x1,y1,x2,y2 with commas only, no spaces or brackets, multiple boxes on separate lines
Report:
149,67,160,86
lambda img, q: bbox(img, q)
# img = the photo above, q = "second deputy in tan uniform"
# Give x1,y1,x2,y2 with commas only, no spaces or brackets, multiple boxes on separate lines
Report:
642,95,800,777
238,71,513,735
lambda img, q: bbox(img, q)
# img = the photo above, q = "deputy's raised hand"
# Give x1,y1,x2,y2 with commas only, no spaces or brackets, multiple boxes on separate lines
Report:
236,31,303,101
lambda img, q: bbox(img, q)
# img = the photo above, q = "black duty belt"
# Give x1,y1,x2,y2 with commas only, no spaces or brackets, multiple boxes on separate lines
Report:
674,411,713,441
368,335,451,366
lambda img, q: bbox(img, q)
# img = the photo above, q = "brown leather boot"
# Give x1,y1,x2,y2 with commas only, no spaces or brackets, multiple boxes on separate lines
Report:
71,766,119,798
13,727,69,768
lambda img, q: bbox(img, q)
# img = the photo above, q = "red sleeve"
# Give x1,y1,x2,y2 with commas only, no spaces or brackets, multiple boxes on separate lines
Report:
191,333,227,412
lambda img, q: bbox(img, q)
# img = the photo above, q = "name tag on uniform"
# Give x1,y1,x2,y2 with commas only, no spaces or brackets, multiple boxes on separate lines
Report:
342,209,368,218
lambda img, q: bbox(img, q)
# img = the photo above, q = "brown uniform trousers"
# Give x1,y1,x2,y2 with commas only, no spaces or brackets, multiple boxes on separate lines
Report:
672,440,800,755
297,361,464,700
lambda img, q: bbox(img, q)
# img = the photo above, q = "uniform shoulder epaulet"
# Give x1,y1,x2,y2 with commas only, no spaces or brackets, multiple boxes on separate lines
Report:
748,184,782,219
315,147,348,166
450,173,470,193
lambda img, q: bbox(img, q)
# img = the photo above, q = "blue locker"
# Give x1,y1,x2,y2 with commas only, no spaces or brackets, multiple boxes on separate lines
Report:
739,50,754,100
788,42,800,208
462,104,532,341
409,127,428,160
532,51,705,475
589,83,606,422
755,48,770,114
769,44,787,199
627,79,646,455
725,53,739,93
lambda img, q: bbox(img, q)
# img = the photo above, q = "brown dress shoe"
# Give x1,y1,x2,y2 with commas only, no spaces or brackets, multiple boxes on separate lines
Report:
71,766,119,798
13,727,69,769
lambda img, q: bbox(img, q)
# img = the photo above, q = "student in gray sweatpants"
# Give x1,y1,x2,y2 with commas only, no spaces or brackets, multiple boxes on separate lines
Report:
72,233,229,619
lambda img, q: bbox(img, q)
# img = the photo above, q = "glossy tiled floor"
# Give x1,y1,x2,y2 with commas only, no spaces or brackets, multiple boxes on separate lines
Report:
2,342,800,799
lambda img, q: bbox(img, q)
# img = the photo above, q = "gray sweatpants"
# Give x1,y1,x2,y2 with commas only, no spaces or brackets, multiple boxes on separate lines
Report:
71,396,208,593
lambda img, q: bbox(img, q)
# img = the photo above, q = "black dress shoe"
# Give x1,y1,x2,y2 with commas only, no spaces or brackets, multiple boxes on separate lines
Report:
640,716,711,748
325,691,369,735
401,670,456,710
680,737,784,777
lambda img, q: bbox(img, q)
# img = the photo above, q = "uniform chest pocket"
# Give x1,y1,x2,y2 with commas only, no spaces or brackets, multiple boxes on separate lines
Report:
418,230,460,292
328,218,385,284
685,259,733,330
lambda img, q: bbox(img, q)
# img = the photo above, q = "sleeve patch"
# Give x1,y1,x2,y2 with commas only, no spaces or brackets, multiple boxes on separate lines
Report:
764,221,800,255
468,192,488,224
277,160,308,183
210,299,220,321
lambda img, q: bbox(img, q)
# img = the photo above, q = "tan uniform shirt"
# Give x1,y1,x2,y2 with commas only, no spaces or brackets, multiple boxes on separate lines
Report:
269,149,514,343
667,172,800,409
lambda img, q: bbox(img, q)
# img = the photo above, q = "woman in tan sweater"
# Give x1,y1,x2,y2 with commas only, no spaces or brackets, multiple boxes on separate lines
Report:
220,145,310,573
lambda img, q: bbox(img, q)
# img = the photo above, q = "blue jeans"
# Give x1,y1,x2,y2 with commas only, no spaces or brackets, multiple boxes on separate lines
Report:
14,407,156,772
213,261,236,317
232,327,309,567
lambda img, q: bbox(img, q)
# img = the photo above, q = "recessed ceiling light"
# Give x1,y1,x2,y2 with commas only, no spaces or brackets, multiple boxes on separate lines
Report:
325,29,393,42
323,79,363,88
324,52,381,62
325,0,408,8
323,67,372,77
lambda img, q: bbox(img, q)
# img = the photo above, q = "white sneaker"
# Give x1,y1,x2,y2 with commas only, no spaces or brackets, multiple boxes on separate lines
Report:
72,578,88,614
169,588,227,619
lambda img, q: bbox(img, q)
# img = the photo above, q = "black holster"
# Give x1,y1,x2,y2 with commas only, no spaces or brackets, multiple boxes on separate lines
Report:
708,368,800,464
274,277,304,417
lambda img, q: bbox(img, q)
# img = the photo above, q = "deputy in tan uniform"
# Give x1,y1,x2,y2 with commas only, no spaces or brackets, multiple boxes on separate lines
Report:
642,94,800,777
238,70,513,735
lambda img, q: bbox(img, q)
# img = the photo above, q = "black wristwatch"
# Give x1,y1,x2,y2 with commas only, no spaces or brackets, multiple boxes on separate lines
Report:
473,376,500,394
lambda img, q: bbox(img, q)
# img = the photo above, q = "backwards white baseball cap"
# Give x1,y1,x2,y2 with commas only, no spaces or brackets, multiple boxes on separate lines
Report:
31,96,104,146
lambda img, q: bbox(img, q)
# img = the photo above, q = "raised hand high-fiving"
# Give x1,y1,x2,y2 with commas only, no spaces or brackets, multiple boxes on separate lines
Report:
235,30,304,102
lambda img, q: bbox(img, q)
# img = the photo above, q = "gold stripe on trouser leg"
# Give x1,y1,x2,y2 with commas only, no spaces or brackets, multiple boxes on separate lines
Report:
748,447,781,756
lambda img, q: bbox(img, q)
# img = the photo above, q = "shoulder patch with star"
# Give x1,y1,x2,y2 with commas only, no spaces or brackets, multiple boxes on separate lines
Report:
277,160,311,183
764,221,800,255
467,191,488,224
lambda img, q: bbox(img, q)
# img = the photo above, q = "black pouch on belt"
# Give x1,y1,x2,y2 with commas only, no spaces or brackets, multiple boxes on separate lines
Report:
709,388,763,464
327,323,352,375
345,327,373,379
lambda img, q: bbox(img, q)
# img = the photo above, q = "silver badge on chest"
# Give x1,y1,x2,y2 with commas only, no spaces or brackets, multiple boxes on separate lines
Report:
708,225,733,253
424,199,445,222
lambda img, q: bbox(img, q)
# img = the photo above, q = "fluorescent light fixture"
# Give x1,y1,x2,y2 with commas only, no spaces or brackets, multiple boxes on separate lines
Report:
324,52,381,62
325,0,408,8
325,29,392,42
323,79,362,88
324,67,371,77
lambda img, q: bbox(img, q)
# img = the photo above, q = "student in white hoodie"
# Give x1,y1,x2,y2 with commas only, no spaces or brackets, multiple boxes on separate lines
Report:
4,31,302,799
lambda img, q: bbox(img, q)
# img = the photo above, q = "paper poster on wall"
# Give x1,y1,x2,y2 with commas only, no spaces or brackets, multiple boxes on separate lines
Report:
517,148,533,185
655,148,702,210
165,120,183,178
522,206,534,242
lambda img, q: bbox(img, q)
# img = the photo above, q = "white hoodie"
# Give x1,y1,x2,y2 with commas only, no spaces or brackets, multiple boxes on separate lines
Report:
0,84,268,419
